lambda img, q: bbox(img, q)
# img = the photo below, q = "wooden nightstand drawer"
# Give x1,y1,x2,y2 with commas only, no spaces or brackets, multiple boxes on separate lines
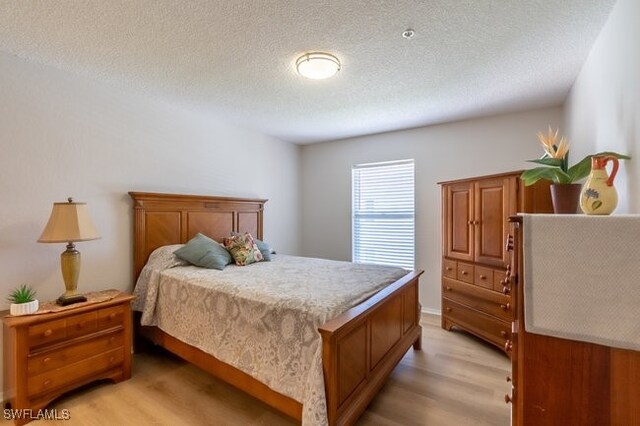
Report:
66,311,98,339
28,347,124,398
98,305,124,330
28,330,124,375
28,319,67,349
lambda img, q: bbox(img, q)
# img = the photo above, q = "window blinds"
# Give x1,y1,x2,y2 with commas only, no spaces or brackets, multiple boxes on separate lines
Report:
352,159,415,270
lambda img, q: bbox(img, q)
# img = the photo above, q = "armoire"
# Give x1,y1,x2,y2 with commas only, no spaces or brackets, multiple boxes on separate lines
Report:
438,171,552,353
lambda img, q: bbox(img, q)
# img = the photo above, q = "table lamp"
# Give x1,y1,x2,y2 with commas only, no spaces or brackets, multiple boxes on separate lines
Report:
38,198,101,305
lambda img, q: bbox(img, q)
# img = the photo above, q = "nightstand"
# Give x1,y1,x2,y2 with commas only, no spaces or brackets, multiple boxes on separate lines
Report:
3,291,134,425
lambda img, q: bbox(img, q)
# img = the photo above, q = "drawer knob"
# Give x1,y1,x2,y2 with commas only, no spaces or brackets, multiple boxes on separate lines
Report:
501,330,508,337
502,286,511,295
43,379,52,387
446,286,452,291
445,267,452,271
109,356,116,364
506,376,512,383
479,274,486,280
467,220,473,225
109,336,116,344
108,313,116,320
504,339,513,353
505,393,512,404
500,303,511,311
461,270,468,275
43,329,53,337
446,307,452,312
42,357,52,365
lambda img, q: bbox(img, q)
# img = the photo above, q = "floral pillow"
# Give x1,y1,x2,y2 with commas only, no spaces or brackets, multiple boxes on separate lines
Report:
223,232,264,266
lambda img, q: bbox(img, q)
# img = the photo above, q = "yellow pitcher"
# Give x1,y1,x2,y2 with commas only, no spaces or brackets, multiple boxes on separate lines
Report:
580,155,619,215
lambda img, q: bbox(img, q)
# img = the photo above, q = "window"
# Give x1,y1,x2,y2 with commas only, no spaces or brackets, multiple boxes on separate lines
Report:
352,159,415,269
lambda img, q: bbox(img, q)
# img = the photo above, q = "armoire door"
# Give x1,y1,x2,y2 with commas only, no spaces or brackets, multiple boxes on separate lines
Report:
474,177,516,267
444,182,474,261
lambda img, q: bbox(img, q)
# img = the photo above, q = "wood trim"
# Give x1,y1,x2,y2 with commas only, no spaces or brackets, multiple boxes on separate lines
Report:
437,170,525,185
129,192,423,426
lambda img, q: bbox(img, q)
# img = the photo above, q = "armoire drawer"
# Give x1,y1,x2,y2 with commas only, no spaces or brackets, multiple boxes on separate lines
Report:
457,262,475,284
442,277,512,322
442,298,511,348
443,259,457,279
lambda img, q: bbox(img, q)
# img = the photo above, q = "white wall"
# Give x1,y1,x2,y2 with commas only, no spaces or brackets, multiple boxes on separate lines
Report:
0,52,301,306
565,0,639,213
300,107,564,313
0,53,301,394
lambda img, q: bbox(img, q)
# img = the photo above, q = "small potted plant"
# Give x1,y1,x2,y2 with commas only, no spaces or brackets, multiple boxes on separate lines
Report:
8,284,39,316
521,127,630,213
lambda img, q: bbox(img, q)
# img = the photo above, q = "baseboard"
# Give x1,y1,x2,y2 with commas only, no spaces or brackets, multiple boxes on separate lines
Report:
421,307,441,316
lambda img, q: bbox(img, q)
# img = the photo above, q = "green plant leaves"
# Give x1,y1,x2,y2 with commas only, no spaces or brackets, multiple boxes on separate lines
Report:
528,158,564,167
523,151,631,186
7,284,36,304
567,156,592,182
521,167,571,186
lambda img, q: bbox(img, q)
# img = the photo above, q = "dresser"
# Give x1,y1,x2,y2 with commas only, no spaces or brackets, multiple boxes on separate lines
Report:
3,292,134,425
506,216,640,425
439,171,552,353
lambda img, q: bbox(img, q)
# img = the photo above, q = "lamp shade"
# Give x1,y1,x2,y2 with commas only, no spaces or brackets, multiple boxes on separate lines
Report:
38,199,100,243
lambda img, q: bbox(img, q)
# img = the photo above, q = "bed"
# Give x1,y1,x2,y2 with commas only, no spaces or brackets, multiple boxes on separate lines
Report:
129,192,423,426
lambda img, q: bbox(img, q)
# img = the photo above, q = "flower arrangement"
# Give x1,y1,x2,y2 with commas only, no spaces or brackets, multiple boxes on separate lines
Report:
521,127,630,186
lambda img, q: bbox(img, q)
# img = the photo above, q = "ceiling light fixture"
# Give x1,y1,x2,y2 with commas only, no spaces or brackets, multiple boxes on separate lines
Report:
296,52,341,80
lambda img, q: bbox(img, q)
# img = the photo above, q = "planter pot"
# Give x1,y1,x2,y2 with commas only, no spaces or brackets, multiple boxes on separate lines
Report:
550,183,582,214
10,300,39,316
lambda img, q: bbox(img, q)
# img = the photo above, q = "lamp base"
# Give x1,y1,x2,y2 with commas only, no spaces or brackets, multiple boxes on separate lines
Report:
56,293,87,306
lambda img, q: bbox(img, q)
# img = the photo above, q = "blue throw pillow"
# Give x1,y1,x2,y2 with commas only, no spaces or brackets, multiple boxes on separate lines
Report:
254,238,273,261
174,233,232,270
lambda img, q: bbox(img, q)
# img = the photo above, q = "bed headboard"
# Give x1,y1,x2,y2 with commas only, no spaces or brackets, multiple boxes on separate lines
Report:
129,192,267,281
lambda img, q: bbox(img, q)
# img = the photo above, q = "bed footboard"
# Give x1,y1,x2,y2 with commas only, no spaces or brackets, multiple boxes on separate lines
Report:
319,270,423,426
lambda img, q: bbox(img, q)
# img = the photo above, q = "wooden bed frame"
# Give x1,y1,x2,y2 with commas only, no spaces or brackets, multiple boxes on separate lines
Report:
129,192,423,426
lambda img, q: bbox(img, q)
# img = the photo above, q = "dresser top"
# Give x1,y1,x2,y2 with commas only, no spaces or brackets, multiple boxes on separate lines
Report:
3,292,134,328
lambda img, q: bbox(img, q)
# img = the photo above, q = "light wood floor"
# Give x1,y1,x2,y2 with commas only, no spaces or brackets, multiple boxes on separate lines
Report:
29,314,510,425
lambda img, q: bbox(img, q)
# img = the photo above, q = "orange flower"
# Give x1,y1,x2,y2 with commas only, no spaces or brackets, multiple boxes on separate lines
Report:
537,126,569,159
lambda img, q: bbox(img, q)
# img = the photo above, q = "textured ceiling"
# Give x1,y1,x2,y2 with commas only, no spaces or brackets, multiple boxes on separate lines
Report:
0,1,616,144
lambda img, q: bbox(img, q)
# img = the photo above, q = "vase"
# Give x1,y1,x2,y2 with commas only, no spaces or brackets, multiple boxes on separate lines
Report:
580,156,619,215
9,299,39,316
550,183,582,214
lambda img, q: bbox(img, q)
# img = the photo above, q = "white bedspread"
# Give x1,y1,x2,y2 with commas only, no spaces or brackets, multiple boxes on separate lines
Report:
132,247,408,425
522,214,640,351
